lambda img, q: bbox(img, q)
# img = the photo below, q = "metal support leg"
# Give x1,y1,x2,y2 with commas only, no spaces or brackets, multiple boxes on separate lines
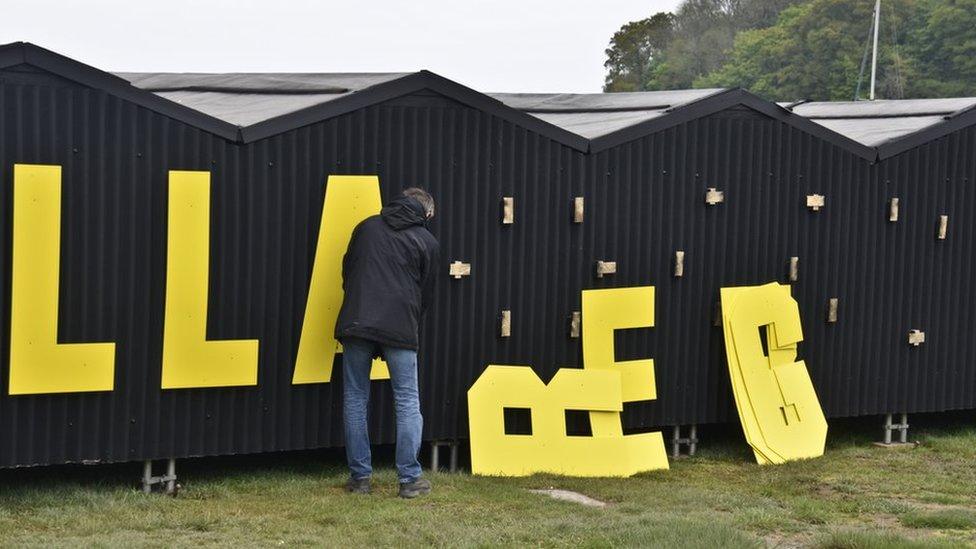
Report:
141,459,178,495
166,459,176,494
878,413,910,447
430,441,460,473
671,425,699,458
142,460,153,494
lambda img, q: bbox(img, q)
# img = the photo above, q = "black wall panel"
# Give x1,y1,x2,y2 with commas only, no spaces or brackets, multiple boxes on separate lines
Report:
0,74,974,468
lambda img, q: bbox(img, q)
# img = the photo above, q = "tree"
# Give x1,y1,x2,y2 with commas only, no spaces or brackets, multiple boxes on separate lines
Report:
697,0,922,100
606,0,976,99
605,0,805,91
909,0,976,97
603,13,675,92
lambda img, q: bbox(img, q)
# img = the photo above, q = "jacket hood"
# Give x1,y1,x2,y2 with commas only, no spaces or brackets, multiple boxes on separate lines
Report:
381,195,428,230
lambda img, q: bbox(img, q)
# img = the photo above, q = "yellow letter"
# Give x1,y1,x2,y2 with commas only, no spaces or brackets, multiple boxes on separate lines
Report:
720,283,828,464
8,164,115,394
293,176,388,384
468,365,666,477
580,286,668,466
582,286,657,401
161,171,259,389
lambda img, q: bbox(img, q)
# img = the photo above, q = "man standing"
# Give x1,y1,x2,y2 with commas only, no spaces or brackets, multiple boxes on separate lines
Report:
336,188,439,499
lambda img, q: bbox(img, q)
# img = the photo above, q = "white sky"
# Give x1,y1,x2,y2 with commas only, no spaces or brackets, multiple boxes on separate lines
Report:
2,0,681,93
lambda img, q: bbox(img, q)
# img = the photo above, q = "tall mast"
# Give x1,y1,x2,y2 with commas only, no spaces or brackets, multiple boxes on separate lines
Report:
870,0,881,100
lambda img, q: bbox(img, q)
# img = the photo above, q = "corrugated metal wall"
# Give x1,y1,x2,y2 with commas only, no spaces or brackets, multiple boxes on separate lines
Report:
1,69,975,468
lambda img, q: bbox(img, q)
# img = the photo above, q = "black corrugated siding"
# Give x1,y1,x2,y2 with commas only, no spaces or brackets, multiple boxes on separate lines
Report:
0,72,974,468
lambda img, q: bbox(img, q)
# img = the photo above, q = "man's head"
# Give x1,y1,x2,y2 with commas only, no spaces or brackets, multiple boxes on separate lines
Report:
403,187,435,219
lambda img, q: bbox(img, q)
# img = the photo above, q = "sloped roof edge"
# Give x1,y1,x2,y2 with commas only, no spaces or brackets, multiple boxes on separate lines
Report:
239,70,591,150
875,106,976,160
0,42,590,150
587,88,878,161
0,42,241,141
5,41,975,160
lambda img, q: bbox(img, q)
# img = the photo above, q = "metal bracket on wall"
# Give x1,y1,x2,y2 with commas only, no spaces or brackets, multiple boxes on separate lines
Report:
430,440,459,473
827,298,839,323
500,310,511,338
889,197,900,222
937,215,948,240
674,251,685,277
142,459,178,495
908,329,925,346
569,311,581,338
595,260,616,278
671,425,698,458
501,197,514,225
788,256,799,282
573,197,584,223
705,188,724,205
449,261,471,279
806,194,825,211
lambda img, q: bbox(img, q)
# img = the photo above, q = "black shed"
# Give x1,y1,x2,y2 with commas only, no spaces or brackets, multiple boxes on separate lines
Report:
0,42,973,469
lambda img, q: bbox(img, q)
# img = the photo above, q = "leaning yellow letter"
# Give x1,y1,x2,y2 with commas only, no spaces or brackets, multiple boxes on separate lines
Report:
720,283,828,464
293,176,386,384
9,164,116,394
161,171,259,389
468,365,667,476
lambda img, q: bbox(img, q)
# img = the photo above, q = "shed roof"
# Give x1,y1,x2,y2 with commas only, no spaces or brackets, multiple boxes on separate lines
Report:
488,89,725,139
785,98,976,154
6,42,976,159
117,72,410,126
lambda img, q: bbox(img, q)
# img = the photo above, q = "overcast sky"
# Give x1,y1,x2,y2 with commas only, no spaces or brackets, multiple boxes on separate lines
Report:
3,0,682,93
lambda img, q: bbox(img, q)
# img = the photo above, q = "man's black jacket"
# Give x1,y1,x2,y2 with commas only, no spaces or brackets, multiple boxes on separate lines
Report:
335,195,440,350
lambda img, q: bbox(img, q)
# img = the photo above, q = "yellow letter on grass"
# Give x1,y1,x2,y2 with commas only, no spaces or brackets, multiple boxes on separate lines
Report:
161,171,259,389
8,164,115,394
293,176,388,384
580,286,668,467
720,283,828,464
468,365,665,477
582,286,657,401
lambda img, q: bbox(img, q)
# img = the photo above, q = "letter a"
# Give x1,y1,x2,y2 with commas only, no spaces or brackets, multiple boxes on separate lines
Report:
293,176,387,384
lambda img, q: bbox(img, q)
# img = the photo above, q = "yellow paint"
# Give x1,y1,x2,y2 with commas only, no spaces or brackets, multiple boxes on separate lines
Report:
720,283,828,464
161,171,259,389
8,164,116,395
581,286,656,401
468,365,668,476
293,176,389,384
336,342,391,380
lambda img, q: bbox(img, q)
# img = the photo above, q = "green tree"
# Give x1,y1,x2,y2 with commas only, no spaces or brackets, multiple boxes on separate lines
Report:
606,0,805,91
603,13,675,92
909,0,976,96
698,0,921,100
647,0,740,89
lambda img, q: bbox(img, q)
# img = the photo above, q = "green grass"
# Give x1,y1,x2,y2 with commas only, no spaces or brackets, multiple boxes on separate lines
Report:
0,414,973,548
901,509,976,530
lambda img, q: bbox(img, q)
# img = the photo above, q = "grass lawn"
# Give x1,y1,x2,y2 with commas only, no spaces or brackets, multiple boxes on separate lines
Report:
0,413,974,548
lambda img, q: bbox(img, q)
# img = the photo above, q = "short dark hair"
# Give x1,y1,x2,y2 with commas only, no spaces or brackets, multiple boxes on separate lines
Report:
403,188,435,218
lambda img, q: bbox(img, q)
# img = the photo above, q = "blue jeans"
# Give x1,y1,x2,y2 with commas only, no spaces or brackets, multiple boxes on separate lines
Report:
342,337,423,484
